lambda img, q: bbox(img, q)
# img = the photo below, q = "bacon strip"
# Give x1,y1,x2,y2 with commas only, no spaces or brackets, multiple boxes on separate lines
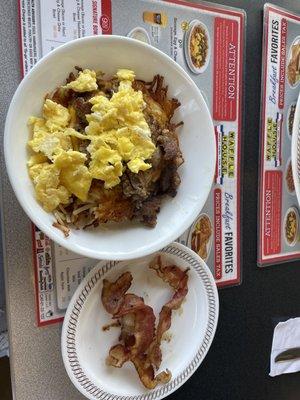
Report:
106,344,130,368
114,294,156,356
149,254,188,289
102,257,188,389
149,255,189,369
101,272,133,315
132,354,171,390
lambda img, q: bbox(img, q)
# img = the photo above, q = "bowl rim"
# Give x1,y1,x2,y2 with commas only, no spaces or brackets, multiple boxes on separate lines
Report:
4,35,215,260
61,242,219,400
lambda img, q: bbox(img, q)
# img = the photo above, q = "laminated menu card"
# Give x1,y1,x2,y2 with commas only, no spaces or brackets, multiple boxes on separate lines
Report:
19,0,245,325
258,3,300,267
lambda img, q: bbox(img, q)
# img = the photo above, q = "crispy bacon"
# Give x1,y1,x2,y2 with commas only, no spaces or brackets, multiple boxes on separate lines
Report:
114,294,156,356
132,354,171,389
149,255,188,290
102,321,121,332
101,272,133,315
103,289,165,388
107,345,171,389
113,293,146,316
102,257,188,389
148,255,189,368
106,344,130,368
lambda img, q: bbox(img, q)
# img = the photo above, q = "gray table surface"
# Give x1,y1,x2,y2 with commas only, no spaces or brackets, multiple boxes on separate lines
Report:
3,1,300,400
0,1,98,399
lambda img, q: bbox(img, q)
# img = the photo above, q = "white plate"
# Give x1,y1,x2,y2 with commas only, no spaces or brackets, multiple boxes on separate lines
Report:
184,20,211,74
61,242,219,400
4,35,215,260
127,27,151,44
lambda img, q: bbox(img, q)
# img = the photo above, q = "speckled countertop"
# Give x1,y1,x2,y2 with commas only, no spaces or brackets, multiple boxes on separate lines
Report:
0,1,83,399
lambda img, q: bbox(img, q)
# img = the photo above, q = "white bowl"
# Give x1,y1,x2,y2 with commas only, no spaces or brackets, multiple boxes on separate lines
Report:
4,35,215,260
61,242,219,400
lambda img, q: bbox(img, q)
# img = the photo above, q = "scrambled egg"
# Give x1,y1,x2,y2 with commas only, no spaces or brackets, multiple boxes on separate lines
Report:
54,150,92,201
43,99,70,131
28,100,72,159
27,68,156,210
28,162,70,212
27,99,93,207
28,153,48,167
64,69,98,92
85,68,155,188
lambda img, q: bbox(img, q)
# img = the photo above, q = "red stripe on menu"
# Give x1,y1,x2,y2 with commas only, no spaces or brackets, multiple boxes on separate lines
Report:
101,0,112,34
268,6,300,22
17,0,25,78
213,17,238,121
214,127,218,183
278,19,287,109
31,224,41,327
38,317,64,327
235,7,244,285
214,189,222,280
31,224,64,327
166,0,244,18
263,171,282,256
261,253,300,263
279,117,283,166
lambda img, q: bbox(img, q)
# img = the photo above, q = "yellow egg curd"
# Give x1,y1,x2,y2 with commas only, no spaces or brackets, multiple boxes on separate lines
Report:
27,69,155,211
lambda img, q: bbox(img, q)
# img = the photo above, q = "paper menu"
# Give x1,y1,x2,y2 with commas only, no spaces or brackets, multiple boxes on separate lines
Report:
258,3,300,266
19,0,245,325
32,225,96,324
